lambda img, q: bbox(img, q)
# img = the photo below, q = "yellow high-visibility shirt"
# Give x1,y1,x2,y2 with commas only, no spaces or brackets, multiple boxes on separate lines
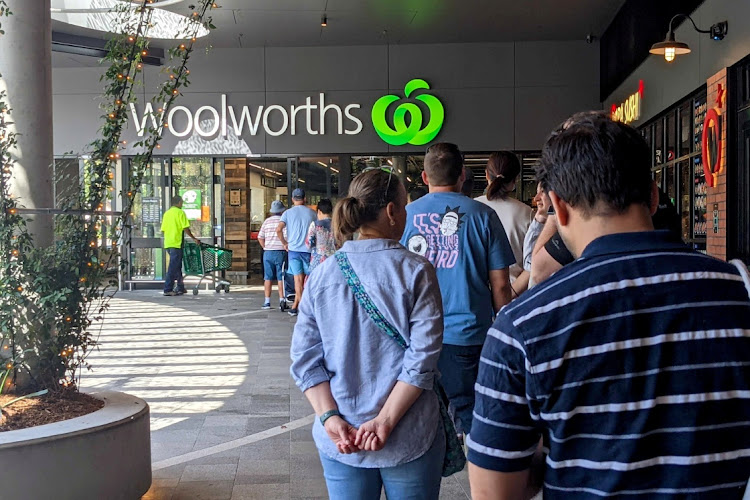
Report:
161,206,190,248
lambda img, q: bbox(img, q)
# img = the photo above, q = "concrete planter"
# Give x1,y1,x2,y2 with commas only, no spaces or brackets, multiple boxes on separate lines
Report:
0,391,151,500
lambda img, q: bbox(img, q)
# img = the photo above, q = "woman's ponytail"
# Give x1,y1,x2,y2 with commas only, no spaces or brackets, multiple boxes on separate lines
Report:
333,196,364,245
332,168,402,245
485,151,521,201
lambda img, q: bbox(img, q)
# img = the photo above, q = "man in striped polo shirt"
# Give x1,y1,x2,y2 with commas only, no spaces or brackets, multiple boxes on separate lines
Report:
468,112,750,499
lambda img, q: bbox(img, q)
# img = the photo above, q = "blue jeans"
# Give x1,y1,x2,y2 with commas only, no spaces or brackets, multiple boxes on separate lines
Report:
164,248,185,293
438,343,483,435
318,428,444,500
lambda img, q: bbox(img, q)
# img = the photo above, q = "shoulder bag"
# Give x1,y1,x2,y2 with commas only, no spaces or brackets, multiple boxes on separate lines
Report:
335,251,466,477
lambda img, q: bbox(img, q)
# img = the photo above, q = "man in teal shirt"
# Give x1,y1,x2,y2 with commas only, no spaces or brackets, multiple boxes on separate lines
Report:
161,195,200,296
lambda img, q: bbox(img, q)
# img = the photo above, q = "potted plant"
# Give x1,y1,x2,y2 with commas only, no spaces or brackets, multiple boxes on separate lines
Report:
0,1,218,498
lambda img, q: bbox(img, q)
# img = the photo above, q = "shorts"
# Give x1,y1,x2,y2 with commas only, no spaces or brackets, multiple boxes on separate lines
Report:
288,251,311,276
263,250,286,281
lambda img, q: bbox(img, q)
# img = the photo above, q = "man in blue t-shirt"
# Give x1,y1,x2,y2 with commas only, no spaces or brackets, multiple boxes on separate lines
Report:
277,188,317,317
401,142,514,435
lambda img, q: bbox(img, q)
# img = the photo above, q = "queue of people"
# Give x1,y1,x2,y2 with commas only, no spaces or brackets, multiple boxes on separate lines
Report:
288,110,750,500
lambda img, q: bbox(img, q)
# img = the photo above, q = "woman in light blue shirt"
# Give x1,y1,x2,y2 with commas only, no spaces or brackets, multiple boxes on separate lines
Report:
290,169,445,499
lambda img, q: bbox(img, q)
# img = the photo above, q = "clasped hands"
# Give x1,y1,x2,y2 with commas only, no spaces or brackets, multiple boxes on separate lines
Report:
324,415,393,454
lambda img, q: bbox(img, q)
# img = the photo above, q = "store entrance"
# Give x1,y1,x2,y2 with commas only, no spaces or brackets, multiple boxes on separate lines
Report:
124,156,223,288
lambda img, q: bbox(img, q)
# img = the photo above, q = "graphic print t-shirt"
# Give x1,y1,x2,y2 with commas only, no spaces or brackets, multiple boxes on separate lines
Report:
400,192,515,346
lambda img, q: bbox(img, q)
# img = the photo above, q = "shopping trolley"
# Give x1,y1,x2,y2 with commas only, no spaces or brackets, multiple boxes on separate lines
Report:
183,242,233,295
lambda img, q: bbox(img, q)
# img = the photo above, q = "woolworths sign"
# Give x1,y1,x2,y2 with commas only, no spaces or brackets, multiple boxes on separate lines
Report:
128,79,445,147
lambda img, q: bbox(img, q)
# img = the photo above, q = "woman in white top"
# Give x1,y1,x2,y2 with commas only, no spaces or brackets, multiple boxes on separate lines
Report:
475,151,533,295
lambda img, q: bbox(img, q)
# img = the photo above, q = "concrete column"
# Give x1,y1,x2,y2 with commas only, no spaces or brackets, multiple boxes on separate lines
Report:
392,156,407,183
0,0,54,247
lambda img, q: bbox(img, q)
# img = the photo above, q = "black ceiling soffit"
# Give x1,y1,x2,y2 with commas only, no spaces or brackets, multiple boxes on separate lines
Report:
600,0,705,101
52,31,164,66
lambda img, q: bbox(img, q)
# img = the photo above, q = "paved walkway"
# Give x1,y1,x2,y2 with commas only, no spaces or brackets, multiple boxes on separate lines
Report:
86,289,471,499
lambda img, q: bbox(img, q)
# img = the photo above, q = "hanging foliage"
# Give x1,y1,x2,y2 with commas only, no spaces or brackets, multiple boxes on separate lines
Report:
0,0,219,395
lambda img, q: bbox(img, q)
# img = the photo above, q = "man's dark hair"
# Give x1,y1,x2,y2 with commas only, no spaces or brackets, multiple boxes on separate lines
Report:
408,187,427,202
171,195,183,206
461,167,475,197
536,111,652,217
317,198,333,215
424,142,463,186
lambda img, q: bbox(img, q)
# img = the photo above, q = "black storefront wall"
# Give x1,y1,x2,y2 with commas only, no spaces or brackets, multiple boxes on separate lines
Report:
729,56,750,263
638,86,710,253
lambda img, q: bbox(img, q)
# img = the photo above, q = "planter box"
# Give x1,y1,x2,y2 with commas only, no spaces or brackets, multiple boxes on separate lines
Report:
0,391,151,500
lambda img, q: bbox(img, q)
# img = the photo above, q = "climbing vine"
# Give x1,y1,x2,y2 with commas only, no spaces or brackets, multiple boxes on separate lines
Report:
0,0,218,394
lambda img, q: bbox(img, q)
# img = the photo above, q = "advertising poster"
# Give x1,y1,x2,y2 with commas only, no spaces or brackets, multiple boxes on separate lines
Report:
179,188,202,220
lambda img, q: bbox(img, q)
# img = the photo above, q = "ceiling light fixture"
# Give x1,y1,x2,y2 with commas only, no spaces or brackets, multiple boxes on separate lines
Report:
321,14,327,27
649,14,727,63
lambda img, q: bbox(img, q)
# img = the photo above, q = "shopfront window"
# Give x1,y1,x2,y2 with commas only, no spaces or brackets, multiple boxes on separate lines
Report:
171,157,214,239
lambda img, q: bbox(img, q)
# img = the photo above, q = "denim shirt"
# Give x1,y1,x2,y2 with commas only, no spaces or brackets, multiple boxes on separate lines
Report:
290,239,443,468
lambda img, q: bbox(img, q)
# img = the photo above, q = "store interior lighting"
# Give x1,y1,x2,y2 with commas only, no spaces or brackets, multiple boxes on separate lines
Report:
248,163,284,177
649,14,727,63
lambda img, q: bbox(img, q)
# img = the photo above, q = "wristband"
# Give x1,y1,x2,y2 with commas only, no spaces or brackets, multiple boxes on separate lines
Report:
319,409,341,426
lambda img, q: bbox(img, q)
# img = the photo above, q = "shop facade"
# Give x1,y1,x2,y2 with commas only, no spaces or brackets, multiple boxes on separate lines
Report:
605,0,750,263
52,41,601,286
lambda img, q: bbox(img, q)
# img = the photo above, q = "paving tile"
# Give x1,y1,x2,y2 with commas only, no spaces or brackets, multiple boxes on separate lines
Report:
152,464,188,480
291,440,319,457
290,478,329,498
234,474,291,485
439,475,470,499
184,454,241,466
289,457,324,480
237,458,290,476
172,480,235,500
181,463,238,482
203,415,251,427
245,416,292,434
239,440,291,461
231,483,291,500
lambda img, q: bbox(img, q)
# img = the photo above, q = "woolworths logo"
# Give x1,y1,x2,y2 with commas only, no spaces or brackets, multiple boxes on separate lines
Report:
128,79,444,146
371,79,445,146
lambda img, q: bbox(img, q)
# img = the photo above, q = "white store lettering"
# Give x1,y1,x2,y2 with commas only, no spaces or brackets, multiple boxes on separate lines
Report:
129,93,364,138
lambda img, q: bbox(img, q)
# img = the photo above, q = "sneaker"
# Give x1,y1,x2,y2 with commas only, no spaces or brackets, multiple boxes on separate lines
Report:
262,302,271,310
163,291,177,296
288,308,298,317
175,290,186,295
279,300,287,311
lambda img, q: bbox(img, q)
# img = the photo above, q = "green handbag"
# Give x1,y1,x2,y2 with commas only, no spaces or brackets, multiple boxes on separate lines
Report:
335,252,467,477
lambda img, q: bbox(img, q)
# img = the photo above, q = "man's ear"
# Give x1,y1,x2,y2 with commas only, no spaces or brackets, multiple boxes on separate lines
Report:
649,181,659,216
548,191,570,227
421,171,430,186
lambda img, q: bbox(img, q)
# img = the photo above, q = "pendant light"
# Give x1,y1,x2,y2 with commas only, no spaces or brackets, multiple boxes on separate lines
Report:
649,14,727,63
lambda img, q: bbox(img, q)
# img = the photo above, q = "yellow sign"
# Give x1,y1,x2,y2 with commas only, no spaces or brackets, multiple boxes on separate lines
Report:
611,80,644,124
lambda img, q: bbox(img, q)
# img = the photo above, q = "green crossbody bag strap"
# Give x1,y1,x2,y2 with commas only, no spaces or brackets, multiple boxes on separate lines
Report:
335,251,467,477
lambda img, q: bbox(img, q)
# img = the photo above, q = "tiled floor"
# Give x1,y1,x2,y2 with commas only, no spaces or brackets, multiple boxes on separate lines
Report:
86,288,471,499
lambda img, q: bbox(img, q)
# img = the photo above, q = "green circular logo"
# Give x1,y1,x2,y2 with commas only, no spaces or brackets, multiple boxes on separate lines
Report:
371,79,445,146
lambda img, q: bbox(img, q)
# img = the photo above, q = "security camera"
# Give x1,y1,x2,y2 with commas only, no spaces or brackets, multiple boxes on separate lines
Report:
586,34,596,44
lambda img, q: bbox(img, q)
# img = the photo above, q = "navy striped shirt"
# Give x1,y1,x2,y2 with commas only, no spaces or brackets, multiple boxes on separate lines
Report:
468,231,750,499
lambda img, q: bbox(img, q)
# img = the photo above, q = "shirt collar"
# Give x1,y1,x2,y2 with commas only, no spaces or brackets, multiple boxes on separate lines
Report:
581,230,689,259
340,238,403,253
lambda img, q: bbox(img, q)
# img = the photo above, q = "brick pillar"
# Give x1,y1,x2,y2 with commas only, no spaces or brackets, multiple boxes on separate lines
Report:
224,158,249,283
706,69,728,260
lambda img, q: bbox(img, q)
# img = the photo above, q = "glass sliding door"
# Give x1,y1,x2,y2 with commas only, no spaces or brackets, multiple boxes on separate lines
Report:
128,158,167,281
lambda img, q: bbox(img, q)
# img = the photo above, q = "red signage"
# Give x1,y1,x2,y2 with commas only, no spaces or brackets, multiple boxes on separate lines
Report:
702,85,725,188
